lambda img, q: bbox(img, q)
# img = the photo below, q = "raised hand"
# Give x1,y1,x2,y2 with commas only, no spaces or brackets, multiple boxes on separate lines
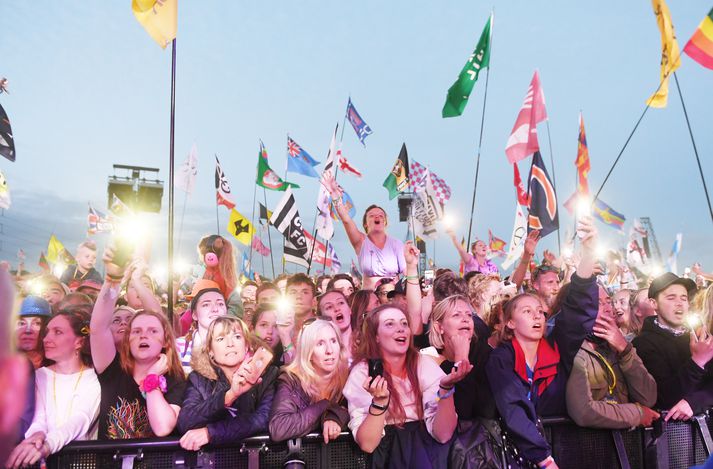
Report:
321,172,343,200
403,241,420,267
439,360,473,388
523,230,541,258
592,313,628,354
690,328,713,369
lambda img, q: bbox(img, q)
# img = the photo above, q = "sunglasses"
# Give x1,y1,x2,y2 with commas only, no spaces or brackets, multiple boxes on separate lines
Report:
301,315,334,329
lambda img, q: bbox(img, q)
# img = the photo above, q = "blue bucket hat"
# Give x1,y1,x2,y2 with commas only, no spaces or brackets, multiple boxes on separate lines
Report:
19,296,51,318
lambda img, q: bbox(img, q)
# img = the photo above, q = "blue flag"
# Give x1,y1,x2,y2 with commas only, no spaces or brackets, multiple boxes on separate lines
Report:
592,199,625,231
346,98,373,146
329,190,356,220
527,151,559,238
286,136,320,178
241,251,254,280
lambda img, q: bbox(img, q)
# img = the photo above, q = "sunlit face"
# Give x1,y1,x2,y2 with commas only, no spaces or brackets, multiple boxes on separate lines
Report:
287,283,315,316
16,316,43,353
240,285,257,304
365,208,387,233
376,308,411,357
110,308,134,347
43,315,82,363
253,310,278,348
256,288,280,305
507,296,546,342
333,279,354,298
612,290,631,329
533,272,560,310
472,241,487,257
192,291,227,332
310,326,340,375
129,314,165,362
655,284,689,329
76,247,96,272
319,292,351,332
210,325,247,368
436,300,474,342
633,290,656,320
42,284,65,307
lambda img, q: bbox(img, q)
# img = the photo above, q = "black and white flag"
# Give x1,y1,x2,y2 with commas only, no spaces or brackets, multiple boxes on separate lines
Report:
269,188,310,268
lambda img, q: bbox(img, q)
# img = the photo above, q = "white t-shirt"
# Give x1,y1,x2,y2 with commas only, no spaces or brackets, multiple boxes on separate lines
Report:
25,366,101,454
343,355,445,438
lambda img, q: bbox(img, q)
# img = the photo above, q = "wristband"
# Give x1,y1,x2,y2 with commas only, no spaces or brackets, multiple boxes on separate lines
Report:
439,384,454,391
283,343,294,352
405,275,419,280
105,274,123,283
140,374,167,398
435,387,455,402
370,395,390,411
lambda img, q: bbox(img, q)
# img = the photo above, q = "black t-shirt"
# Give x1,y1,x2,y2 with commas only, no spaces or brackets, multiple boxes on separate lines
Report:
98,355,186,439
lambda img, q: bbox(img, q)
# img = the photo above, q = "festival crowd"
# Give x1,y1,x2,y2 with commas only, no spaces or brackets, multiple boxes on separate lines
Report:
2,193,713,469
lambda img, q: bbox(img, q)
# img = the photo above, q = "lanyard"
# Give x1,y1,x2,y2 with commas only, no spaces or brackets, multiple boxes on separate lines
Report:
587,348,617,399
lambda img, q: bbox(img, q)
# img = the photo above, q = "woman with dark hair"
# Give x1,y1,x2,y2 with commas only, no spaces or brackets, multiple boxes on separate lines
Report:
349,290,379,356
269,318,350,443
322,173,406,290
7,310,100,468
91,251,186,440
327,274,356,298
177,317,278,450
343,304,469,467
485,217,600,469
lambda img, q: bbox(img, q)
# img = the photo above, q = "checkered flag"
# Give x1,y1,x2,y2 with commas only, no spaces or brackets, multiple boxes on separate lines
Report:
409,160,452,204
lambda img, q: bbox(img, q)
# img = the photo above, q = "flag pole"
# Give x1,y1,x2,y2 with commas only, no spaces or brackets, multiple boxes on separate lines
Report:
672,72,713,224
322,118,347,275
544,121,562,254
248,179,257,272
167,38,177,323
176,189,188,253
262,188,276,278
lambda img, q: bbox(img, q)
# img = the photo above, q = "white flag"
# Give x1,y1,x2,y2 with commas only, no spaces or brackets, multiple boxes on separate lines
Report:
666,233,683,275
501,204,528,270
411,169,443,239
0,169,10,209
315,124,338,240
175,144,198,194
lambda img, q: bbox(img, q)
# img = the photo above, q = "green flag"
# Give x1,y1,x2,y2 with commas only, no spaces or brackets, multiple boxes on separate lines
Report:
256,141,299,191
442,14,492,118
383,143,409,200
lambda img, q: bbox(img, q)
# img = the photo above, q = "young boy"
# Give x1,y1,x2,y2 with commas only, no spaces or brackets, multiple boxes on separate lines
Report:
60,240,103,290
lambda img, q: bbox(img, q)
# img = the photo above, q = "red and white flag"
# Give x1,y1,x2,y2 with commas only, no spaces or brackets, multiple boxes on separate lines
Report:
513,163,530,206
215,155,236,210
505,70,548,164
337,147,363,178
409,160,452,205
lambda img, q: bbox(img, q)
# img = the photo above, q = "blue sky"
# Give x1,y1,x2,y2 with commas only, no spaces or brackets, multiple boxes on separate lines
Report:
0,1,711,277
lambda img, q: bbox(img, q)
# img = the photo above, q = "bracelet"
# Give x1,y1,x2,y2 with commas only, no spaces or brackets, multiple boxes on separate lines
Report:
139,374,167,398
439,384,454,391
406,280,420,285
405,275,419,280
370,395,390,411
435,387,455,402
283,343,294,352
105,274,123,283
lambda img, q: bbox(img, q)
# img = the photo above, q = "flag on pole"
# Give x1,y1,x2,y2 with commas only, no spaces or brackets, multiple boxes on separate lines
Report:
683,7,713,70
287,137,320,178
345,98,373,146
258,203,273,225
304,231,341,274
329,190,357,220
38,252,50,272
488,230,507,254
215,155,236,210
240,251,255,281
411,169,443,239
646,0,681,108
505,71,548,164
47,235,75,266
513,163,529,206
257,141,299,191
337,146,363,178
0,103,15,162
501,204,528,270
316,125,339,240
251,236,270,256
88,205,113,235
442,14,493,118
110,194,133,217
227,208,256,245
270,188,309,268
666,233,682,275
132,0,177,49
175,144,198,194
383,143,410,200
527,151,559,238
0,169,10,209
575,113,591,196
409,160,452,205
592,199,626,231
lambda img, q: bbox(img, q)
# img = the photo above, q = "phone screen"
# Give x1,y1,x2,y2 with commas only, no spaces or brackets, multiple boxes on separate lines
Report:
368,358,384,386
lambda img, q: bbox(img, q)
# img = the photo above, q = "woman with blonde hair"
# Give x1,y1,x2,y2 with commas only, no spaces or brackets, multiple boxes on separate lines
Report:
91,249,186,440
269,318,350,443
467,275,501,340
177,317,278,450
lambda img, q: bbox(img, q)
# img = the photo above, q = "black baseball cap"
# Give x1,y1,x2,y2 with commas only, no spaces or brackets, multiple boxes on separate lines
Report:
647,272,697,299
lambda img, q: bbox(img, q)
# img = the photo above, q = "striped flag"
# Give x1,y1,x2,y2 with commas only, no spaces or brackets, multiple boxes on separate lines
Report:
316,125,338,240
505,71,548,164
270,188,309,268
575,113,591,196
683,7,713,70
592,199,625,231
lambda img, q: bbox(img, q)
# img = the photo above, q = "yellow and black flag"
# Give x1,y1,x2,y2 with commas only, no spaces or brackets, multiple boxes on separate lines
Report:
383,143,410,200
227,209,255,246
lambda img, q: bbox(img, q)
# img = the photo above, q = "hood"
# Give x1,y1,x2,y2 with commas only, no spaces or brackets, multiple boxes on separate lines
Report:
190,347,219,381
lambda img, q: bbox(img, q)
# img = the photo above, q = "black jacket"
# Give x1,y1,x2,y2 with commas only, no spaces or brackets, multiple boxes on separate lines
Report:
633,316,713,413
177,350,278,446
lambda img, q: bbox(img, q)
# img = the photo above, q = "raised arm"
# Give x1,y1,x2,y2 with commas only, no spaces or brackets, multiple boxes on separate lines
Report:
127,259,161,314
90,247,124,374
446,229,471,264
404,241,424,335
322,172,365,252
511,230,540,288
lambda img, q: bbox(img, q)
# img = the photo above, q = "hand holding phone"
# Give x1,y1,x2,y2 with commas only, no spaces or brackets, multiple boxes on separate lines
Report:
368,358,384,387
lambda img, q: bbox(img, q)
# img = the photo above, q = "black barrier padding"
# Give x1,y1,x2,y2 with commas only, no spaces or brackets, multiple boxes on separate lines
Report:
665,419,709,469
548,424,644,469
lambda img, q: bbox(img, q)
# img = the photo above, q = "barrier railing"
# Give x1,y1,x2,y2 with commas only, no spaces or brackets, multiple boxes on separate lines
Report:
32,413,713,468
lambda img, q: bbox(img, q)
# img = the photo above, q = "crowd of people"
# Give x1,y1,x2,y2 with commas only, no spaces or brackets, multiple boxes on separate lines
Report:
1,201,713,469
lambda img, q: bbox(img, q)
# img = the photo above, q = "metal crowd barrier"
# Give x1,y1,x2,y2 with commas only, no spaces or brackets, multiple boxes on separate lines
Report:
31,413,713,468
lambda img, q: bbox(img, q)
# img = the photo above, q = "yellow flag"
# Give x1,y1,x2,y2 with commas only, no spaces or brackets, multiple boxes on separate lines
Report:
47,235,75,265
132,0,177,49
227,209,256,246
647,0,681,108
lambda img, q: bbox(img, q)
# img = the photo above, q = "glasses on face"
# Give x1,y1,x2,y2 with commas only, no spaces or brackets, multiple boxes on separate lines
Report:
17,318,43,331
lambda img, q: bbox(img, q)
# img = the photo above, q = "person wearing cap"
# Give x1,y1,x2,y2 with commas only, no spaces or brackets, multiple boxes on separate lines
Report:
446,228,499,276
38,275,70,314
633,272,713,421
386,278,408,309
76,279,102,303
16,296,51,370
176,279,229,374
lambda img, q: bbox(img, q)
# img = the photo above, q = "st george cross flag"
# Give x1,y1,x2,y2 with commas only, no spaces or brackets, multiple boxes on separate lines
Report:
346,98,373,146
175,144,198,194
0,103,15,162
0,169,10,209
287,136,320,178
215,155,236,209
257,141,299,191
316,125,338,240
132,0,177,49
501,204,528,270
409,160,452,205
337,146,363,178
513,163,530,206
227,208,256,245
505,71,548,164
88,205,113,235
527,151,558,238
270,188,309,268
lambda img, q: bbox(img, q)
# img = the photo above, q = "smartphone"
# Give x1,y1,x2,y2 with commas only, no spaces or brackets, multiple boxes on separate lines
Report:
112,238,135,268
424,270,435,288
368,358,384,386
275,300,294,326
243,347,274,385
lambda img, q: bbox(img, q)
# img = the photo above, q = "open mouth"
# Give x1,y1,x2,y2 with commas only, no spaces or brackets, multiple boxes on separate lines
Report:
138,342,150,350
264,336,273,344
458,326,472,332
394,336,408,344
532,323,542,330
336,313,344,322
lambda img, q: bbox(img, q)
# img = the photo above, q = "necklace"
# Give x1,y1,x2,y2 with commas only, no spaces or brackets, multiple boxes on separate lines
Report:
52,364,85,427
